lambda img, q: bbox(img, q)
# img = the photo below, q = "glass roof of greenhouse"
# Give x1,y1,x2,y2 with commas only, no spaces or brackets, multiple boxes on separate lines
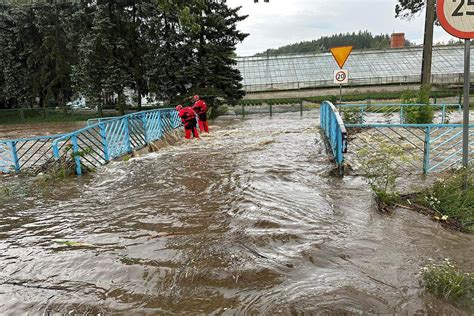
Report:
236,45,474,92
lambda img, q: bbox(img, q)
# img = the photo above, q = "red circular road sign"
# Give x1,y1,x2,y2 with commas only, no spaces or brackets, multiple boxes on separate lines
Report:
335,71,346,82
437,0,474,39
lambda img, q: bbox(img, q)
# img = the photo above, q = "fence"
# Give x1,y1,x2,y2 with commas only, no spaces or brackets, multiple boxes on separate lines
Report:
345,123,474,175
0,108,181,176
320,101,473,175
338,103,462,125
320,101,347,168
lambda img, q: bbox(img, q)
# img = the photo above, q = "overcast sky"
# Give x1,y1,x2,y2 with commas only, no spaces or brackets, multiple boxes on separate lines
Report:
226,0,457,56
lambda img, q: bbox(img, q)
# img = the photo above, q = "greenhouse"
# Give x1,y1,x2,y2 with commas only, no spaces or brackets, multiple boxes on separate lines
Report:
236,45,474,92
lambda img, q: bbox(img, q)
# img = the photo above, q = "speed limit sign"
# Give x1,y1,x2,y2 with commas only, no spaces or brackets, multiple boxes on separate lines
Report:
334,69,349,84
437,0,474,38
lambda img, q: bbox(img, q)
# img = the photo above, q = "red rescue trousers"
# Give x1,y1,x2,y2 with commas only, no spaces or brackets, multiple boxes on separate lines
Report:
198,113,209,133
184,120,200,139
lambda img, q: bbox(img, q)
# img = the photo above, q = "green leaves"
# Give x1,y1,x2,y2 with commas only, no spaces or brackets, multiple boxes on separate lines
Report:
357,136,412,210
420,169,474,231
402,87,435,124
395,0,425,19
1,0,248,111
422,259,473,309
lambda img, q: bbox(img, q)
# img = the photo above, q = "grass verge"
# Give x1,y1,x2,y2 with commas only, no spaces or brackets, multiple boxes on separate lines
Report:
399,169,474,232
422,259,473,310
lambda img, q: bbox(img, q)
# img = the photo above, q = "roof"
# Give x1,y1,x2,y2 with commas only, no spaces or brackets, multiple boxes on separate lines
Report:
236,45,473,92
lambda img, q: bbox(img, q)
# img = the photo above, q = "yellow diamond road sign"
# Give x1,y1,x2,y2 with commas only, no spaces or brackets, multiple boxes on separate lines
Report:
330,46,353,69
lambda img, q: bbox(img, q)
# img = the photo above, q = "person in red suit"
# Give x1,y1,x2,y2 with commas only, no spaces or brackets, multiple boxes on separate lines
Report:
176,105,200,139
192,95,209,133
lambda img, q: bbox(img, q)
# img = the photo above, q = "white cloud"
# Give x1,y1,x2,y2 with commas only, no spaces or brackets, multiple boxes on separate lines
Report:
227,0,458,56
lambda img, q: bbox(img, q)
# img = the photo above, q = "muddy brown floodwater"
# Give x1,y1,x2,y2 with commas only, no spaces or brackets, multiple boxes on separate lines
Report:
0,121,85,140
0,111,473,314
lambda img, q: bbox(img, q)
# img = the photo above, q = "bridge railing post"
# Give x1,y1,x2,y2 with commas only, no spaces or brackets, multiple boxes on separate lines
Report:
8,141,20,173
141,112,149,143
441,104,447,124
71,135,82,176
423,126,431,174
99,122,110,161
123,116,132,153
158,111,164,140
359,105,366,124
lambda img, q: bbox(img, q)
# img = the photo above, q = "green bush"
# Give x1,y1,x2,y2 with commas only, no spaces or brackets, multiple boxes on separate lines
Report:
402,87,434,124
342,107,363,124
419,168,474,231
357,138,410,210
422,259,473,309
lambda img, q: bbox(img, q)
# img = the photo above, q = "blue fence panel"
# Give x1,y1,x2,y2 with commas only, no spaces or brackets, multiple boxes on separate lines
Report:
320,101,347,166
338,103,461,125
344,123,474,174
0,141,15,173
146,111,164,141
0,135,65,175
105,118,131,159
428,125,474,173
2,108,182,175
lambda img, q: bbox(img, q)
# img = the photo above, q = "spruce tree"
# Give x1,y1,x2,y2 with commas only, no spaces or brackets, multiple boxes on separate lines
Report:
187,0,248,112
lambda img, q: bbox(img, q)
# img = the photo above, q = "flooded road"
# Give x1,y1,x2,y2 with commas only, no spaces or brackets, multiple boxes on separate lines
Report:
0,121,85,140
0,111,473,314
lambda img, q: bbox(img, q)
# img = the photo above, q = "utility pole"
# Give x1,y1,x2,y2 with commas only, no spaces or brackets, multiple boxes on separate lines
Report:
421,0,435,86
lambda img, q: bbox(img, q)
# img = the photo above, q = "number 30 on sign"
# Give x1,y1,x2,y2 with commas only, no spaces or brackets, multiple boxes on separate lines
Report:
437,0,474,38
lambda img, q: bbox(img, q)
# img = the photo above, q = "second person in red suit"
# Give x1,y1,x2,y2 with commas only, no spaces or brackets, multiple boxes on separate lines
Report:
192,95,209,133
176,105,200,139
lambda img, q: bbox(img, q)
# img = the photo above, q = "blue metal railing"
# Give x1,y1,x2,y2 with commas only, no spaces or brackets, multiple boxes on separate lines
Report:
338,103,461,124
321,101,472,175
344,124,473,174
0,134,66,174
320,101,347,166
0,108,181,175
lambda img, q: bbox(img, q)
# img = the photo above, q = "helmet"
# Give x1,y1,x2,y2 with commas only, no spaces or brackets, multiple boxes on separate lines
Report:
175,105,183,111
193,95,199,101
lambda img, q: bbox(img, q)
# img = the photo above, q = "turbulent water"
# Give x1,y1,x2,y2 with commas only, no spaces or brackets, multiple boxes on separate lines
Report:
0,111,473,314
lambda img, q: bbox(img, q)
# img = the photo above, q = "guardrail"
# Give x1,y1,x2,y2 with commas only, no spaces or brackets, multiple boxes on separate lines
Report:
338,103,462,125
320,101,347,168
0,134,65,174
345,123,474,174
0,108,181,176
320,101,472,175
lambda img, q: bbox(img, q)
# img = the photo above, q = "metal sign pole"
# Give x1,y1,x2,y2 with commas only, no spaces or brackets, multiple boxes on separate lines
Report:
463,39,471,190
339,85,342,103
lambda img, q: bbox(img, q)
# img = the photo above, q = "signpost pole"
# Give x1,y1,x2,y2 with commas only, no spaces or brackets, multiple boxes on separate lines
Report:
330,46,353,108
437,0,474,189
463,39,470,190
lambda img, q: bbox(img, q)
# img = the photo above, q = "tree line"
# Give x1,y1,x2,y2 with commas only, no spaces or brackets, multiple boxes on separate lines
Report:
0,0,248,115
255,31,413,56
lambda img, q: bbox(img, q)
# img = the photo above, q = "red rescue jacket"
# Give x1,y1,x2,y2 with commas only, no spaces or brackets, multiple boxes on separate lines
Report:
192,100,207,115
178,107,197,124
